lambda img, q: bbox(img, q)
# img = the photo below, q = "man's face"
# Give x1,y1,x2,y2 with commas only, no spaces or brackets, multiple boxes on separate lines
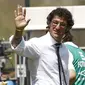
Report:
49,15,67,42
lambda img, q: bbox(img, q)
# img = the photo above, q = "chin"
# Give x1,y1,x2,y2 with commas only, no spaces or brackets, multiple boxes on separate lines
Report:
53,35,59,40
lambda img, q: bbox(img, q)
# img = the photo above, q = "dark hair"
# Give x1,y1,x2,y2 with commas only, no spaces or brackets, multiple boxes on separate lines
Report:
62,31,73,42
46,7,74,32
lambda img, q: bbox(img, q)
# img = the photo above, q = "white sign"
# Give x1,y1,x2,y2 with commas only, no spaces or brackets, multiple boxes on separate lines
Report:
24,6,85,30
17,64,26,77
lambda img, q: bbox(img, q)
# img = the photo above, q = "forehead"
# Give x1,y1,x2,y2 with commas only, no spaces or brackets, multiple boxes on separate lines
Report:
52,15,67,23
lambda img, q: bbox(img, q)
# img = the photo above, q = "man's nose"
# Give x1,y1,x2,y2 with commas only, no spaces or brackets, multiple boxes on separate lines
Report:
55,23,61,29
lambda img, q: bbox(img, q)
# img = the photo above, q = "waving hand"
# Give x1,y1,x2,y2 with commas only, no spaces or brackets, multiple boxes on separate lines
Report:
14,5,30,31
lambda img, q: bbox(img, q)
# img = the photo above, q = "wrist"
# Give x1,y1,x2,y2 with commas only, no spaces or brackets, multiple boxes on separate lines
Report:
16,28,23,32
15,29,23,39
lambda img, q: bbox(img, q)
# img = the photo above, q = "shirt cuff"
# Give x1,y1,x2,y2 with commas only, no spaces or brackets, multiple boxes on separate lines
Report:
9,35,25,55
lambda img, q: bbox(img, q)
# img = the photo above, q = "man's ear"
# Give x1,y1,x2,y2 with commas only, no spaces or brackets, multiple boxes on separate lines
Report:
46,25,50,30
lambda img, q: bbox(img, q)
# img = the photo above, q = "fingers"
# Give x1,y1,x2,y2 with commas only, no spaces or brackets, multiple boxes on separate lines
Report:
17,5,22,15
14,10,17,18
14,5,26,18
23,8,26,17
26,19,31,25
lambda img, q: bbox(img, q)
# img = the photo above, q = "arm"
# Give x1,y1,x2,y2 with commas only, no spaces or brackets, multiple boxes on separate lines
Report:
11,5,30,48
69,69,76,85
68,51,76,85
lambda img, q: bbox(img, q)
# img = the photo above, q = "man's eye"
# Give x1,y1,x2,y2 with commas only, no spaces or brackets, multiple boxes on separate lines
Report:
53,21,58,25
60,23,66,27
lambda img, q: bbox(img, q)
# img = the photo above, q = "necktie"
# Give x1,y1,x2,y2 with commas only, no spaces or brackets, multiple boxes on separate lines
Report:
55,43,67,85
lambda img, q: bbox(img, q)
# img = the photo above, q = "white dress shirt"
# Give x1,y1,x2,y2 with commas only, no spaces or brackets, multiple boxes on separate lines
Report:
10,32,70,85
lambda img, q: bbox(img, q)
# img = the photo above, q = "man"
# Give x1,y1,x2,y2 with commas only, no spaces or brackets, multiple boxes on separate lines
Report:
10,5,74,85
63,31,85,85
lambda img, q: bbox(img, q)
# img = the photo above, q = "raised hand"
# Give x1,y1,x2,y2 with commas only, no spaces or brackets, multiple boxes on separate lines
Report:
14,5,30,31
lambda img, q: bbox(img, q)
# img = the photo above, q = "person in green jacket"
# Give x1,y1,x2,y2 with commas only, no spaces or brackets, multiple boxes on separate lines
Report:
62,31,85,85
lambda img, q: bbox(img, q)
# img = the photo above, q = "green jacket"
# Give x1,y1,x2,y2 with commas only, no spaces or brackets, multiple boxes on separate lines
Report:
65,42,85,85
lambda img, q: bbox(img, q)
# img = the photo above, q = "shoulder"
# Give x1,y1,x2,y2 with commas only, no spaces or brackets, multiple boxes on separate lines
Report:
28,35,45,44
25,35,46,48
61,43,70,56
61,43,68,50
62,43,74,59
64,42,78,48
62,43,74,58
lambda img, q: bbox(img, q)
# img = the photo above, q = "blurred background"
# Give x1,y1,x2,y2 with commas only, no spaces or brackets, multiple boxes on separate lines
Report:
0,0,85,46
0,0,85,84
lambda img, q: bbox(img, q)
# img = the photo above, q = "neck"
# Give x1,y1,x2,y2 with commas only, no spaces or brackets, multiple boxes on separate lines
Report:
52,35,61,43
